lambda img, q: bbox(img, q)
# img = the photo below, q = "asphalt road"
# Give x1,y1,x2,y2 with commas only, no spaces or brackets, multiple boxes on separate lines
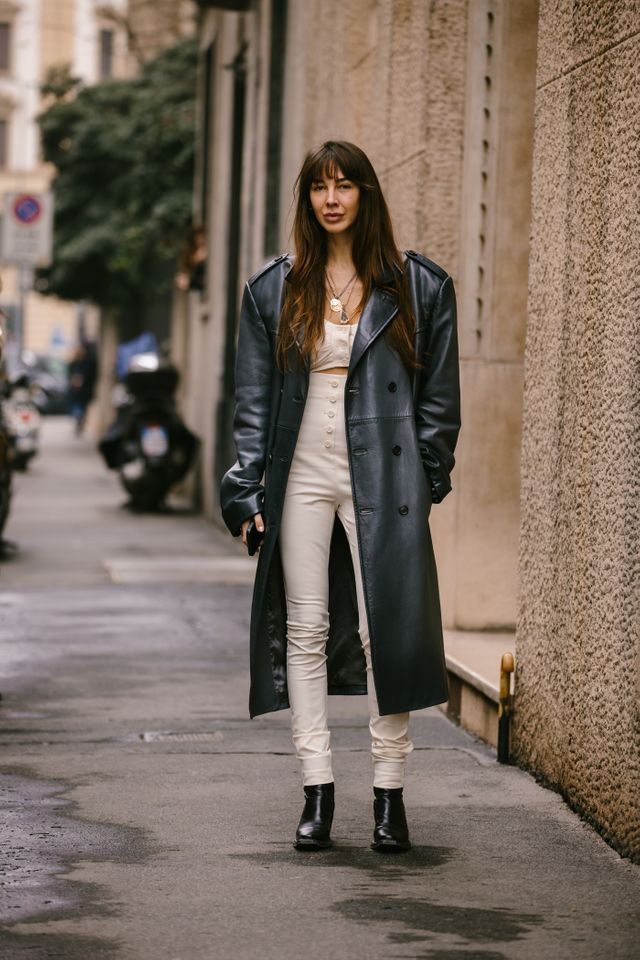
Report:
0,418,638,960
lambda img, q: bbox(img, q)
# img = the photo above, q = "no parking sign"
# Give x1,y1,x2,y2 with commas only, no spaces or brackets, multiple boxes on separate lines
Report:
1,192,54,265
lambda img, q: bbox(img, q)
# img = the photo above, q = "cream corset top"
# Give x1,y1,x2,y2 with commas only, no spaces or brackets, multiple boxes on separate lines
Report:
310,320,359,372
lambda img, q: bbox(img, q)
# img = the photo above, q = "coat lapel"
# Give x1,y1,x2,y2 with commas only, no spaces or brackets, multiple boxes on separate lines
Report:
348,287,398,378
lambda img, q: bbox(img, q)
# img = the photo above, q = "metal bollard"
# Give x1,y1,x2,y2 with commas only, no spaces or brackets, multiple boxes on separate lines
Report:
497,652,515,763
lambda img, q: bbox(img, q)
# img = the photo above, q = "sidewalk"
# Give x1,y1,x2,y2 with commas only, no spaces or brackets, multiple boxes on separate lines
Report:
0,410,511,743
0,418,638,960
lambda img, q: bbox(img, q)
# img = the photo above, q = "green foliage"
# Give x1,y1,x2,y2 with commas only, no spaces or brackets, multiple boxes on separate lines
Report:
37,39,197,309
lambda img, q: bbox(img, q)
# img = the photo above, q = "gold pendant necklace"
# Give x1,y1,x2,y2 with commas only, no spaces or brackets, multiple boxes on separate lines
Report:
327,270,357,324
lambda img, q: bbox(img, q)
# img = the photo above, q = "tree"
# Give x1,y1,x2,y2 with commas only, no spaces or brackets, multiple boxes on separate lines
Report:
37,38,197,317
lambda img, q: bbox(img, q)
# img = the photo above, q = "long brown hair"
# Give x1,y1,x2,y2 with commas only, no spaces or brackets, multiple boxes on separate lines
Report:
276,141,418,371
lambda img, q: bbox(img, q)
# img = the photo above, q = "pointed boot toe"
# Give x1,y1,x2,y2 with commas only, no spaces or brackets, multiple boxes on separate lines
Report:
371,786,411,853
294,782,335,850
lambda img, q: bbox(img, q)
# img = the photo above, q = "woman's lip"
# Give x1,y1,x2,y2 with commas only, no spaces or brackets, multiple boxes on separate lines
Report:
324,213,343,221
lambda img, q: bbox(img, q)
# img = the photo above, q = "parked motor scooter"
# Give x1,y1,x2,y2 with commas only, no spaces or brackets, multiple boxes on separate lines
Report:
1,373,41,471
98,353,199,511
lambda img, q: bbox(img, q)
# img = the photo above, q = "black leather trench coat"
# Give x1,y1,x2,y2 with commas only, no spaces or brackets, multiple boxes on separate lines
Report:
220,250,460,718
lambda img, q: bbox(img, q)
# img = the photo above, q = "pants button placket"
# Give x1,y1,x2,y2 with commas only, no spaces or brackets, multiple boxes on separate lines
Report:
324,380,340,451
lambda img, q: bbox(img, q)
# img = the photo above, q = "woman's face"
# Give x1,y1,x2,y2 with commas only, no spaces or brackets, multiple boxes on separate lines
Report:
309,167,360,236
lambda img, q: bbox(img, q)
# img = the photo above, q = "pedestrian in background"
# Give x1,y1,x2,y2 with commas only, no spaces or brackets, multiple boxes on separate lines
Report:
221,140,460,852
68,341,97,435
175,224,207,293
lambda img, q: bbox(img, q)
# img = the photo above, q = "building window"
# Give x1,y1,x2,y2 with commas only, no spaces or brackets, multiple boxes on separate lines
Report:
0,118,8,168
99,29,114,80
0,22,11,73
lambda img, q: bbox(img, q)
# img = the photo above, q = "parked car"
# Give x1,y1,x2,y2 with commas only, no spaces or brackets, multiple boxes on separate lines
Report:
7,351,69,415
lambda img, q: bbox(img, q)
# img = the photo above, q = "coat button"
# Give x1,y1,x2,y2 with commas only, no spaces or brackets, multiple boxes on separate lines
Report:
388,382,397,392
399,505,409,516
392,445,401,456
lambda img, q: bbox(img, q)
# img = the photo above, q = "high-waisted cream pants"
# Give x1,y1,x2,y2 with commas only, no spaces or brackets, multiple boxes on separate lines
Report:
279,372,413,788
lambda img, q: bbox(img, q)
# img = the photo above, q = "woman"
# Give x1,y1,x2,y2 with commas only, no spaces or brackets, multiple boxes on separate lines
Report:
221,141,460,853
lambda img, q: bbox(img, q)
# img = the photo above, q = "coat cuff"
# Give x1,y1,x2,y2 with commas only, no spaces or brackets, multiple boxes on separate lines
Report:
222,488,265,538
421,451,452,504
427,470,451,504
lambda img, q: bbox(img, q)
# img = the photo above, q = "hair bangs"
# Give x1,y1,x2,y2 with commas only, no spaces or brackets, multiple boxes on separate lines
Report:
303,142,370,191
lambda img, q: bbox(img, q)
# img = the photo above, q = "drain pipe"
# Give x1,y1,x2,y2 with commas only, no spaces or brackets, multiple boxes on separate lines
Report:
497,652,515,763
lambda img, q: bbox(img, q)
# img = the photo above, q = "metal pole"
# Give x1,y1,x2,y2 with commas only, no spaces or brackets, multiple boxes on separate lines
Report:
17,263,33,353
497,651,515,763
17,264,26,352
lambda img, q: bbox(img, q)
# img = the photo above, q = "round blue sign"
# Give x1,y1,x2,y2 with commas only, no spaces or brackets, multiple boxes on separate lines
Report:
13,195,42,225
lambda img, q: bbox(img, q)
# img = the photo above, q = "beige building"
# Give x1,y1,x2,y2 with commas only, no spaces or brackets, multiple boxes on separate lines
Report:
0,0,132,357
0,0,194,371
181,0,639,861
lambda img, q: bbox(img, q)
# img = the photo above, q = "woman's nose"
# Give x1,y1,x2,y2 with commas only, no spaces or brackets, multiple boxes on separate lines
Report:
326,186,338,206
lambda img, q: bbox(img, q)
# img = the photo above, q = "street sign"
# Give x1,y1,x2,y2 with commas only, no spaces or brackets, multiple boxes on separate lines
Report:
0,191,54,265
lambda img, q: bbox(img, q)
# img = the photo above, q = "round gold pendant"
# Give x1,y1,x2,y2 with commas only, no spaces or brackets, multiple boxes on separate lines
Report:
330,297,342,313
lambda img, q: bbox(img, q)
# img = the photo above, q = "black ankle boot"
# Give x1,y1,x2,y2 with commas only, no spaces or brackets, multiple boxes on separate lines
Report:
371,786,411,852
294,782,335,850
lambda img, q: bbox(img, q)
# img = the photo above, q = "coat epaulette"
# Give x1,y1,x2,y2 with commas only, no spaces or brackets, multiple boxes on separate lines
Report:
248,253,291,286
404,249,447,282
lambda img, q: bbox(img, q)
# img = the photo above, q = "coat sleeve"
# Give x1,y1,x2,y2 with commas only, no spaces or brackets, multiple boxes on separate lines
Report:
220,282,273,536
415,274,461,503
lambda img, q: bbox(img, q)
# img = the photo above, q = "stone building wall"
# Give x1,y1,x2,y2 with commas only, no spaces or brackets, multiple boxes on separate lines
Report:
280,0,538,631
514,0,640,861
125,0,196,68
281,3,470,621
187,0,539,632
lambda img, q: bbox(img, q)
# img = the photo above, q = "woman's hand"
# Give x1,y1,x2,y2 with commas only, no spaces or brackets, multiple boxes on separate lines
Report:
241,513,264,546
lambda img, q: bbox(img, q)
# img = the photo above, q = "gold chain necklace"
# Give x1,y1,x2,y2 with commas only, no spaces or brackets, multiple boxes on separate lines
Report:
326,269,358,324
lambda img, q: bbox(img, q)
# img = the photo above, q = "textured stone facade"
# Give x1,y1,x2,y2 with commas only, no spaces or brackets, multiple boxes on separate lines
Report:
187,1,537,623
280,0,538,631
282,0,468,269
514,0,640,861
